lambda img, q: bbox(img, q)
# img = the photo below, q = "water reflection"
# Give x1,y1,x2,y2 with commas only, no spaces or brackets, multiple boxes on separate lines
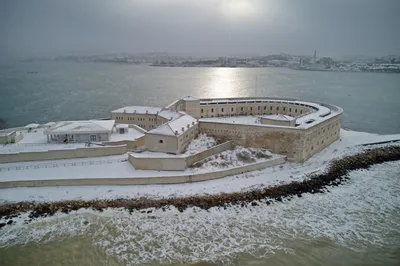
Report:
203,68,256,98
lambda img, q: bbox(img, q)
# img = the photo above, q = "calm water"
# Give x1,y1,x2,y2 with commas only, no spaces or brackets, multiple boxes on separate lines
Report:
0,62,400,265
0,62,399,133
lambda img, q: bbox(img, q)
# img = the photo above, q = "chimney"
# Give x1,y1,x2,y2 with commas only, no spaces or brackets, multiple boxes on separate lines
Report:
187,124,190,128
181,127,184,132
175,130,178,135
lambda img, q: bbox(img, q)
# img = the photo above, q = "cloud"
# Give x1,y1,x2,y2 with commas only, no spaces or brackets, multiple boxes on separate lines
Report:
0,0,399,56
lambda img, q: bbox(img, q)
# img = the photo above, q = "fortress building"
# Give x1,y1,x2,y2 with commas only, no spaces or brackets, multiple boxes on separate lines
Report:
111,96,342,162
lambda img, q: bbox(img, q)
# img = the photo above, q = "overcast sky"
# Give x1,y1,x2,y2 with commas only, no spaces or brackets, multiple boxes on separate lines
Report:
1,0,399,57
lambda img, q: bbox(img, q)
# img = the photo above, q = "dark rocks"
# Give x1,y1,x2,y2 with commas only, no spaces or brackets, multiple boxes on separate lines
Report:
6,220,13,225
251,202,258,207
0,223,6,228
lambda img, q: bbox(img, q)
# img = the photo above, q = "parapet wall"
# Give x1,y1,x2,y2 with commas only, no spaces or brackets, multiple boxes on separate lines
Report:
0,145,127,164
103,135,145,151
129,141,233,171
0,156,286,188
186,141,233,166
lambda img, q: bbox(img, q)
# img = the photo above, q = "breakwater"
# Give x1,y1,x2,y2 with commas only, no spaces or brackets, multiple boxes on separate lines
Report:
1,145,399,228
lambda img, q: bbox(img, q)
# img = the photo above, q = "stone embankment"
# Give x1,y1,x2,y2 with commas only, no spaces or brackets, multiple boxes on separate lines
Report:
1,145,400,227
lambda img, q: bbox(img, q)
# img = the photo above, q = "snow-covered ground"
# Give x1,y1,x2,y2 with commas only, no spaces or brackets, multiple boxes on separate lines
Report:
17,128,48,144
0,142,88,154
0,129,399,203
190,146,274,170
184,133,217,155
0,127,144,154
0,146,277,181
109,127,144,141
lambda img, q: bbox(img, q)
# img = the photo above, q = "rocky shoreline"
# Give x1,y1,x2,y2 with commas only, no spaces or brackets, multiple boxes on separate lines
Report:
1,145,400,228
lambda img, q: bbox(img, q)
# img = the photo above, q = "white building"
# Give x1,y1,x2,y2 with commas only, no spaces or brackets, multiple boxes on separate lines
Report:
145,114,198,154
44,120,115,143
0,131,23,144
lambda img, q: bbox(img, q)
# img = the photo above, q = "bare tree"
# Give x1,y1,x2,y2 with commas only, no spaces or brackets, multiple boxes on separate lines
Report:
0,118,7,130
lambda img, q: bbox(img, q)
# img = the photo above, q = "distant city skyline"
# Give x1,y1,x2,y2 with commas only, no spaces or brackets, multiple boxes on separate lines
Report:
1,0,400,58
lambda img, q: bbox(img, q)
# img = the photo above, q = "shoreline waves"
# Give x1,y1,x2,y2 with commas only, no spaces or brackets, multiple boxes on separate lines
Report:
1,145,399,228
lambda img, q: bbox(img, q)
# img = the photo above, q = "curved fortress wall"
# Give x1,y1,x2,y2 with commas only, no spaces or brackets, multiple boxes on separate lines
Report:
112,96,342,163
173,97,342,162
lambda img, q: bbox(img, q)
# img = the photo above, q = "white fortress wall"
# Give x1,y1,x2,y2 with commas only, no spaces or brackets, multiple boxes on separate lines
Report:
0,156,286,188
0,145,128,164
199,121,306,162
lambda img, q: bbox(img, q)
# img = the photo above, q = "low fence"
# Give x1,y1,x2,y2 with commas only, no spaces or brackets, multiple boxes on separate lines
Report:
0,156,286,188
0,145,127,164
129,141,233,171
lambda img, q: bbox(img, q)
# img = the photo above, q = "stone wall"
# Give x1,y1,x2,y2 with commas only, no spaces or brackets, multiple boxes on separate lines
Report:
103,136,145,151
302,113,342,160
0,131,16,144
145,134,178,154
128,154,187,171
199,121,306,162
177,124,199,153
129,141,233,171
0,145,127,164
0,156,286,188
186,141,233,166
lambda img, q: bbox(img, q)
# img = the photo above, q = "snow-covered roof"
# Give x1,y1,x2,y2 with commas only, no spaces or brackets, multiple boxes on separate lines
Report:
158,109,184,121
182,96,199,101
110,127,144,141
44,120,115,135
116,124,129,129
24,123,40,129
262,114,295,121
0,131,15,136
44,122,56,127
147,115,197,136
111,106,163,115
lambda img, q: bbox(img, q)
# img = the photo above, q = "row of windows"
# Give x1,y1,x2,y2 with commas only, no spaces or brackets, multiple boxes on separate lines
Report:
200,110,302,119
307,130,340,151
178,128,197,143
116,116,156,122
201,106,304,114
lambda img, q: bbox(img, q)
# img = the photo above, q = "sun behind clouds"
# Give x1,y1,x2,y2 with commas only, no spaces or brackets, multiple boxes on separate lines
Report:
220,0,258,19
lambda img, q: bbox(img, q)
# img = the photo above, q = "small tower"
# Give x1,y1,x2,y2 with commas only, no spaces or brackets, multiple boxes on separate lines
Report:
313,50,317,64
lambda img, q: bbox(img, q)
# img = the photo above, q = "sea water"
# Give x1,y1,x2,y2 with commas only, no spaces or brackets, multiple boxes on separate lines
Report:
0,62,399,265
